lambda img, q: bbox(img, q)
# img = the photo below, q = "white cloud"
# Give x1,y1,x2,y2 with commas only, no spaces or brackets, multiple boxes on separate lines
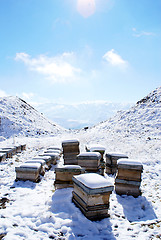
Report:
132,28,155,37
0,89,8,97
15,52,81,83
103,49,128,68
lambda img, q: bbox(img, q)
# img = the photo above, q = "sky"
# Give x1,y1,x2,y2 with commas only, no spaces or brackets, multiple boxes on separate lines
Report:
0,0,161,105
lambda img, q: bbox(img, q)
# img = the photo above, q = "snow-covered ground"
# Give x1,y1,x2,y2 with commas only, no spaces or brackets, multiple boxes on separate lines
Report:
0,87,161,239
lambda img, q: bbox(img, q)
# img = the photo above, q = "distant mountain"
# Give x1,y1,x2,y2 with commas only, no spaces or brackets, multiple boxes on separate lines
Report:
0,96,66,139
35,101,133,129
86,86,161,141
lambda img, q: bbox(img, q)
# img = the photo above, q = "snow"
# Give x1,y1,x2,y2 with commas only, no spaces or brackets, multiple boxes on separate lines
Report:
15,162,42,170
77,152,101,158
0,86,161,239
87,144,106,152
61,165,82,169
73,173,113,189
117,159,143,166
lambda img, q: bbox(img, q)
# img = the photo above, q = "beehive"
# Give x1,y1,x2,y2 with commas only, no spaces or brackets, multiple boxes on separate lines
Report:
106,152,128,174
62,139,80,165
25,159,46,176
77,152,101,172
0,148,13,158
34,155,52,169
54,165,85,189
40,152,60,165
15,163,42,182
86,144,106,160
115,159,143,197
72,173,114,220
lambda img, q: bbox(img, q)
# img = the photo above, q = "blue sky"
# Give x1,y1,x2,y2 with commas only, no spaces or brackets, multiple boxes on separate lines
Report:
0,0,160,105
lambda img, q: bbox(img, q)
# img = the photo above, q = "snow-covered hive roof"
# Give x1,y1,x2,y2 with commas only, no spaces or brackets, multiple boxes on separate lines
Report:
0,96,66,138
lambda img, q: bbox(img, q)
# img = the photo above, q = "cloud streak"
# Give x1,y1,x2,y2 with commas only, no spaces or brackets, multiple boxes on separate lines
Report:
132,28,155,37
15,52,81,83
103,49,128,69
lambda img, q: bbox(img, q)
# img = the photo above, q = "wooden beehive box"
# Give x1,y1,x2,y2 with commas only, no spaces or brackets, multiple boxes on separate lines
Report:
41,152,60,165
62,139,80,154
7,147,17,155
106,152,128,174
77,152,101,172
25,159,46,176
54,165,85,189
62,139,80,165
115,159,143,197
15,163,42,182
0,148,13,158
72,173,114,220
34,155,52,168
47,147,62,155
86,144,106,160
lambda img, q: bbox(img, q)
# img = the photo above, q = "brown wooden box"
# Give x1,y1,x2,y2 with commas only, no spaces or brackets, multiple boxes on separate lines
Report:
72,173,114,220
54,165,85,189
105,153,128,174
15,163,42,182
77,152,101,172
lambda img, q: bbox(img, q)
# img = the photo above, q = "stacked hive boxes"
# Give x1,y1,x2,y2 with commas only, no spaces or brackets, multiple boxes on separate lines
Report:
72,173,114,220
115,159,143,197
106,152,128,175
85,144,106,175
62,139,80,165
77,152,101,173
54,165,85,189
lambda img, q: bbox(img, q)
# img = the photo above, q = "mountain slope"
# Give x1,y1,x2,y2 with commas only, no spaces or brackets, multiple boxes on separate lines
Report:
86,86,161,141
0,96,66,139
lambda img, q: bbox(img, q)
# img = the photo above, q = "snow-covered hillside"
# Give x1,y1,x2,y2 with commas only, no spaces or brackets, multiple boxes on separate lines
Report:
0,96,66,139
83,86,161,142
35,101,133,129
0,87,161,240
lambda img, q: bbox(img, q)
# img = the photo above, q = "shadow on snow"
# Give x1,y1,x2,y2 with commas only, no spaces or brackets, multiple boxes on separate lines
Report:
50,188,116,240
